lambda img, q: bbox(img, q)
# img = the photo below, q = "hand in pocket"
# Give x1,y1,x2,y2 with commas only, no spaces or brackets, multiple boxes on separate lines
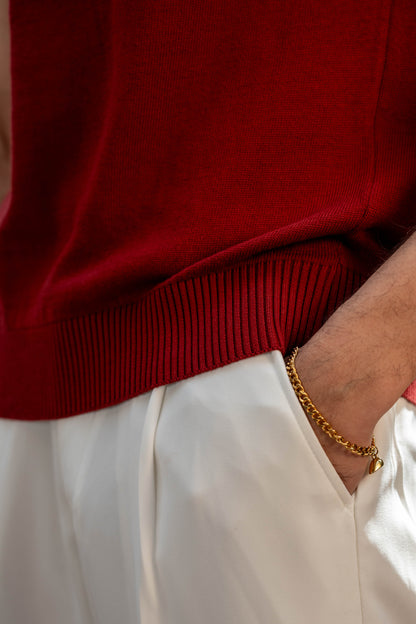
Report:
300,416,370,494
287,346,377,495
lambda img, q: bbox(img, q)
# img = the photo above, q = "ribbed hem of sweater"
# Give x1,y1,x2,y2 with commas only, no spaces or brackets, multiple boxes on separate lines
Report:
2,245,416,420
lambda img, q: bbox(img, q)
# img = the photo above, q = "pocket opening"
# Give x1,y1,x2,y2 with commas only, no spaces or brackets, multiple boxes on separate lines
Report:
270,350,356,506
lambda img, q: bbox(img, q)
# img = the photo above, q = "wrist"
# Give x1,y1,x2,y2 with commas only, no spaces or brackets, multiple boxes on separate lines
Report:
293,341,380,445
285,345,384,486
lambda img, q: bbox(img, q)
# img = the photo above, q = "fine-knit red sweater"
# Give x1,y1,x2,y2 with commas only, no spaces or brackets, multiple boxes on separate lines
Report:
1,0,416,420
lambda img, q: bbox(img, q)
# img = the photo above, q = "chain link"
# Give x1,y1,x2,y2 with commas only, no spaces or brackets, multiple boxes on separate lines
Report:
285,347,378,459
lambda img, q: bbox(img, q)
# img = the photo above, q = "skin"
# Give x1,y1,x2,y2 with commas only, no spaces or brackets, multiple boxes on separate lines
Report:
294,230,416,493
0,0,414,495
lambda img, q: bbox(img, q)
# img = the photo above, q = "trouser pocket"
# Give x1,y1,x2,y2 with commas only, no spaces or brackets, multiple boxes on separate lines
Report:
153,351,362,623
270,349,356,503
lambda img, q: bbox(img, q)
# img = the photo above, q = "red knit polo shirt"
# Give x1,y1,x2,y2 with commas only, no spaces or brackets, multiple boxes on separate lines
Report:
1,0,415,420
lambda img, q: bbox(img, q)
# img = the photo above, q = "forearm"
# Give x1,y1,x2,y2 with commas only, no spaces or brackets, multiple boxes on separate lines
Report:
295,230,416,445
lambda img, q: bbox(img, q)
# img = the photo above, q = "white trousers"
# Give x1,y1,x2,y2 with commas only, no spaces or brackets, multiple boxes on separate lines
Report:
1,350,416,624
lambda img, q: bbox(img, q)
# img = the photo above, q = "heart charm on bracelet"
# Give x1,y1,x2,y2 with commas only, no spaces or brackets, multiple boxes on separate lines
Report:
369,457,384,474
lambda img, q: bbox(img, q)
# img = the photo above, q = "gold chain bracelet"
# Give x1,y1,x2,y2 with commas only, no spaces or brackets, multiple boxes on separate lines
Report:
285,347,384,474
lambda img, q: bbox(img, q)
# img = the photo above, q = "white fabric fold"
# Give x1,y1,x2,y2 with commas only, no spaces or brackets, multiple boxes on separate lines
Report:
1,351,415,623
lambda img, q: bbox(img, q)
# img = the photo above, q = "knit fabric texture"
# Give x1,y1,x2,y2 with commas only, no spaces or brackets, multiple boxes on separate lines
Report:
0,0,415,419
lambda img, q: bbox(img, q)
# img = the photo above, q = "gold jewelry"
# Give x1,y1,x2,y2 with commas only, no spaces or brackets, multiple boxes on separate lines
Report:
285,346,384,474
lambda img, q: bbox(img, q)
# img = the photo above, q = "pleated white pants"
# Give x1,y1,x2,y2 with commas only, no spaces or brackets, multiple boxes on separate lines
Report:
1,350,416,624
